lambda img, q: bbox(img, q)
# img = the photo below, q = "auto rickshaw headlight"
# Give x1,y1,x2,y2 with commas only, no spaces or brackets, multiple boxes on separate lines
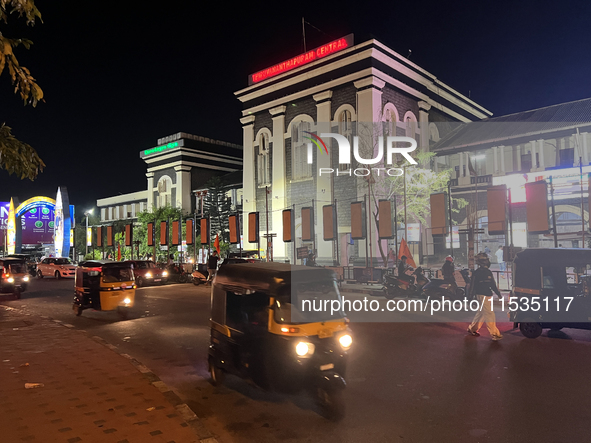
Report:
295,341,315,357
7,277,14,283
123,298,131,305
145,272,152,278
162,271,168,277
339,334,352,350
23,275,29,282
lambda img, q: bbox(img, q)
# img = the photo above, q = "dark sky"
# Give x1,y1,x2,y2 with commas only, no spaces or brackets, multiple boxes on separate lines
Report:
2,0,591,216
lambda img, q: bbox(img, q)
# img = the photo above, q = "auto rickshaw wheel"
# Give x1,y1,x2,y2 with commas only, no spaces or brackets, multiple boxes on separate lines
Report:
382,287,395,300
519,320,543,339
209,358,225,386
73,304,83,316
13,288,21,300
316,388,345,422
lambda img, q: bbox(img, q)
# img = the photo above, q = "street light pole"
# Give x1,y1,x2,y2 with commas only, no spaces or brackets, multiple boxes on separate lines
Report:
84,208,93,257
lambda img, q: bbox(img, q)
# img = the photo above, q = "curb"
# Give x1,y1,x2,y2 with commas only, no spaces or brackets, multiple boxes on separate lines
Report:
2,306,219,443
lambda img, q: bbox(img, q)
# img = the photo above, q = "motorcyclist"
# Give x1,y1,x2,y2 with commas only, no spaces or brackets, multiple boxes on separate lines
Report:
397,255,414,284
442,256,455,283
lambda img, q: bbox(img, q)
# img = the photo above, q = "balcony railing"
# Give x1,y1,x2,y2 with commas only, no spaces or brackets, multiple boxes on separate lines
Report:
470,175,493,185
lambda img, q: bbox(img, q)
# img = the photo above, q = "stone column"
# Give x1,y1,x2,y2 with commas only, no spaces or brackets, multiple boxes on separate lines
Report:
582,132,589,165
241,116,256,250
529,141,537,171
314,90,334,264
459,151,464,177
174,165,192,214
270,105,287,262
354,77,385,266
516,145,522,171
537,140,545,170
499,145,505,174
146,172,154,211
418,101,432,154
493,146,498,174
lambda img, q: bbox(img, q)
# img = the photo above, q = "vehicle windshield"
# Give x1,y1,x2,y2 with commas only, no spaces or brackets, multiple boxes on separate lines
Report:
274,280,344,324
7,263,25,274
55,258,72,265
102,266,134,283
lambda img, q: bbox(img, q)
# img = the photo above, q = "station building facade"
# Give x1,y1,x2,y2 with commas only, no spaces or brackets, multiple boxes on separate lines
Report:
431,98,591,262
235,36,491,264
97,132,242,222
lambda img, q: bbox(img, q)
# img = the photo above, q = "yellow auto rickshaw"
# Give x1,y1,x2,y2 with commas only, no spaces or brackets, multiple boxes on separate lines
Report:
209,262,352,421
0,257,30,299
73,260,136,319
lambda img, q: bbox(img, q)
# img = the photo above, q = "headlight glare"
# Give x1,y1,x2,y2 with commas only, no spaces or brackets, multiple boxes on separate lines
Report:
123,298,131,305
23,275,29,282
295,341,315,357
145,273,152,278
162,271,168,277
7,277,14,283
339,334,352,349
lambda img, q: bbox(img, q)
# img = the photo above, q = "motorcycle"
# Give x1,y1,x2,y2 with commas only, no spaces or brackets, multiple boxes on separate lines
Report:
192,268,208,285
382,268,423,300
421,268,469,301
164,264,191,283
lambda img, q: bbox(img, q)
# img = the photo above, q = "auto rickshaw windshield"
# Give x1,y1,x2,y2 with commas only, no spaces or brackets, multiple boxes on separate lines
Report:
7,263,25,274
274,280,345,324
102,267,134,283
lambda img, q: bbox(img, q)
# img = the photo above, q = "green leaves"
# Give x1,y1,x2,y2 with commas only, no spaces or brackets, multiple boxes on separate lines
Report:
1,0,45,180
0,123,45,180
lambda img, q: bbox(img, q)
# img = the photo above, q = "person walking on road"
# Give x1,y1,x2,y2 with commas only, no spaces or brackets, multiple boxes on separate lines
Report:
467,252,504,341
496,245,505,278
207,250,219,285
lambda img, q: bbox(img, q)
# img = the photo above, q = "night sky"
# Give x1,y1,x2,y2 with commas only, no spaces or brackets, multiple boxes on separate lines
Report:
2,0,591,217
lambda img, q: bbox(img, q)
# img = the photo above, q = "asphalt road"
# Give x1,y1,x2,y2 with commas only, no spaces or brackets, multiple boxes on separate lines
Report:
4,278,591,442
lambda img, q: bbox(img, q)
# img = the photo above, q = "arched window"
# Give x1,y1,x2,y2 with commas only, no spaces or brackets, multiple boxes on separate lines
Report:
292,121,312,179
156,175,172,208
257,133,270,186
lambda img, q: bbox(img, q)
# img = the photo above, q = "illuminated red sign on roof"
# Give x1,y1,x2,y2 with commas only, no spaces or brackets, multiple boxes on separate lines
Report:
249,34,354,85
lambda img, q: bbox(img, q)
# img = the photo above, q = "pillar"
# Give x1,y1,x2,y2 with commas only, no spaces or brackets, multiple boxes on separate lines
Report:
146,172,154,211
270,105,287,262
241,115,256,250
418,101,431,154
493,146,498,174
516,145,522,171
582,132,589,165
354,76,385,266
174,165,192,214
537,140,545,170
499,145,505,174
314,90,334,264
530,141,537,171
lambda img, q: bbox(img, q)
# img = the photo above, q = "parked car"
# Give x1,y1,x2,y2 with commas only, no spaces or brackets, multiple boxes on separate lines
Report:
37,257,77,279
125,260,168,287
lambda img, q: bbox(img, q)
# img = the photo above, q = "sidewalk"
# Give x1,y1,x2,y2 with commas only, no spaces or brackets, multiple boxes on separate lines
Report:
0,306,217,443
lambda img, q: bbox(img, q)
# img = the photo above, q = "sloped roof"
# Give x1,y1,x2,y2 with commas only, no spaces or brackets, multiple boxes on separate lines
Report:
432,97,591,154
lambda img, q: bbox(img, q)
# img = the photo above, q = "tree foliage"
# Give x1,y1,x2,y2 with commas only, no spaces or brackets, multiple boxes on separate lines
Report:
203,176,232,244
0,0,45,180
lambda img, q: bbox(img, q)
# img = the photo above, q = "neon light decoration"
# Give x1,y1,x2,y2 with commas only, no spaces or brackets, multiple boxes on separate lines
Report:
7,199,16,254
143,142,179,156
249,34,353,84
303,131,328,154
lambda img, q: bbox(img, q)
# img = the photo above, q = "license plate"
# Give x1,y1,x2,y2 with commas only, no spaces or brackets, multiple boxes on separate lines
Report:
318,329,333,339
154,279,161,282
320,363,334,371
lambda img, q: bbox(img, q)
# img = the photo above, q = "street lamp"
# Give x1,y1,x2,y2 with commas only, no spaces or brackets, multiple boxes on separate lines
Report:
84,209,94,256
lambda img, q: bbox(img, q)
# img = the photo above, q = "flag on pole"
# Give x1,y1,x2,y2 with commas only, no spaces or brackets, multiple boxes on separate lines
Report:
214,234,220,256
398,238,416,268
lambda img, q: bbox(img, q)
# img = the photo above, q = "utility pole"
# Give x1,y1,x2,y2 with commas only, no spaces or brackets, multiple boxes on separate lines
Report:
580,157,586,247
448,180,454,258
550,176,558,248
265,186,270,261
